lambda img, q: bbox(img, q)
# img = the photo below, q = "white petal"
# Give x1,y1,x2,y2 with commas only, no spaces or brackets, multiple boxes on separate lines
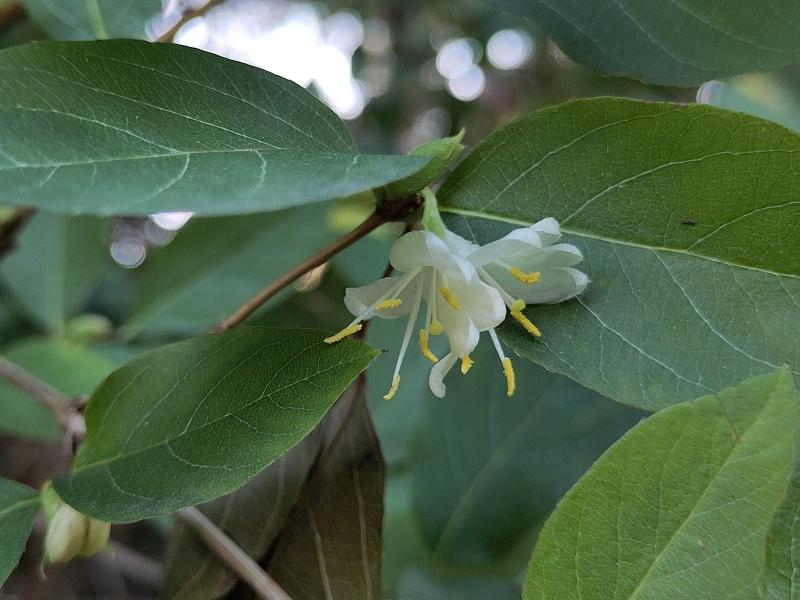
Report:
465,220,563,267
495,243,584,273
492,267,588,304
389,230,460,273
344,275,420,318
437,300,480,357
443,230,479,258
446,268,506,331
530,217,561,245
428,352,458,398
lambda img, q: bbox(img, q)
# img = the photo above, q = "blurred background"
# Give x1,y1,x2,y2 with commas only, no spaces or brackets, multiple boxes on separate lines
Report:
1,0,799,598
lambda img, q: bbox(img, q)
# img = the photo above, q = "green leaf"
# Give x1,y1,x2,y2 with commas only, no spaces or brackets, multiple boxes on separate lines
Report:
122,207,334,338
0,212,108,332
492,0,800,86
52,327,378,522
439,98,800,411
764,465,800,599
388,130,465,198
0,40,428,216
21,0,160,40
266,380,385,600
411,340,642,566
0,338,115,440
523,369,800,600
0,477,39,587
163,429,322,600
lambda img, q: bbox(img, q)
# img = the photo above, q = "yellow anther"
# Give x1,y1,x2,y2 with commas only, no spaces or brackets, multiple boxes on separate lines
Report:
460,355,474,374
510,299,526,312
383,375,401,400
375,298,402,310
419,329,440,364
429,320,444,336
502,357,516,397
511,310,542,337
509,267,541,284
324,323,362,344
439,286,461,310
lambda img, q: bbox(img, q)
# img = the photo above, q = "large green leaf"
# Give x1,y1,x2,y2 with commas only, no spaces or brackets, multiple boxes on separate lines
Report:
0,338,115,440
52,327,378,522
0,212,108,332
523,369,799,599
21,0,160,40
122,207,334,338
492,0,800,86
0,40,428,216
764,465,800,599
439,98,800,411
0,477,39,586
411,340,642,567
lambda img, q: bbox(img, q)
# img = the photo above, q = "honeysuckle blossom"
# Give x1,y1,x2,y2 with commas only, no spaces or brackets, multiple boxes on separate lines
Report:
325,229,505,399
324,205,587,399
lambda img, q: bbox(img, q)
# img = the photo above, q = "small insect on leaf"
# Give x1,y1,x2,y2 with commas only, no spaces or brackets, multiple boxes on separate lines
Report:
680,218,696,226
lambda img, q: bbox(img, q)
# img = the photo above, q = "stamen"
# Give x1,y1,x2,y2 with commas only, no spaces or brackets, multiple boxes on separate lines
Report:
510,299,526,312
511,310,542,337
439,286,460,310
509,267,541,284
419,329,440,364
383,375,401,400
324,323,362,343
375,298,402,310
502,358,516,396
460,355,474,374
429,320,444,336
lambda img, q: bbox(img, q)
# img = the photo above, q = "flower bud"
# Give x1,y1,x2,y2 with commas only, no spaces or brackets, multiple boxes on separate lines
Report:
79,518,111,557
44,501,111,564
387,130,465,198
44,504,87,564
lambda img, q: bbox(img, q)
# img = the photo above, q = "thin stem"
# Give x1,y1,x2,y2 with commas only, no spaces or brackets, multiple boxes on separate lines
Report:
156,0,226,43
177,507,292,600
0,355,74,429
0,207,35,263
213,210,387,332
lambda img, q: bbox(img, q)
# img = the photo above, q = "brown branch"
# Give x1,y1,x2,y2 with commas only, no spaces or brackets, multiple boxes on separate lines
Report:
214,210,388,332
0,207,35,263
156,0,226,43
176,507,292,600
0,355,78,432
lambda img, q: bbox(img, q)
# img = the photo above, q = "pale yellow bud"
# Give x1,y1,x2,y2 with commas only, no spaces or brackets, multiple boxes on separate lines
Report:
80,519,111,556
45,504,87,564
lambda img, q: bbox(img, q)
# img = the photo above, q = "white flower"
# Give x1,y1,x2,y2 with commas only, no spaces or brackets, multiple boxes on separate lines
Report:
325,216,587,400
325,229,505,399
433,217,587,395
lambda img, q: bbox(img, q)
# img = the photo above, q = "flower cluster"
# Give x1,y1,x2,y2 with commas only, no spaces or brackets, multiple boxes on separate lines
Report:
325,217,587,399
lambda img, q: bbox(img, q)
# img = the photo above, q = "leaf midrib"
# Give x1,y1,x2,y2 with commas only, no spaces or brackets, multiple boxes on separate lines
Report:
0,496,39,521
440,206,800,281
